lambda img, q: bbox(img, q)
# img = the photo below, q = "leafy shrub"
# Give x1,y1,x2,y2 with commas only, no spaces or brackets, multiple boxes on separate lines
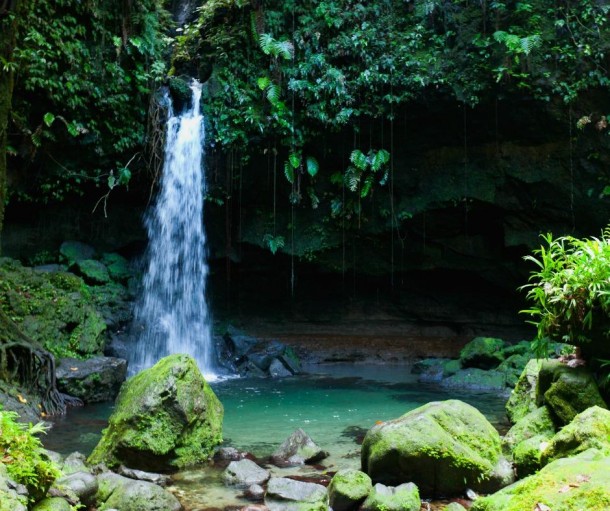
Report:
521,228,610,359
0,409,60,502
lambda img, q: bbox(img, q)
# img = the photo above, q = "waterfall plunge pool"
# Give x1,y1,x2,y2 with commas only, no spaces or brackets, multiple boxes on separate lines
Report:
44,363,509,509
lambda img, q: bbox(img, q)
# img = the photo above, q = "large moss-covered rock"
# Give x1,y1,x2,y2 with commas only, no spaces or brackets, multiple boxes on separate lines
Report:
95,472,181,511
537,360,607,425
512,435,548,477
101,253,132,283
88,354,223,471
31,498,72,511
360,482,420,511
471,449,610,511
440,368,506,391
460,337,505,369
505,359,543,424
0,259,106,358
361,400,503,496
541,406,610,465
497,353,531,388
328,469,372,511
73,259,111,285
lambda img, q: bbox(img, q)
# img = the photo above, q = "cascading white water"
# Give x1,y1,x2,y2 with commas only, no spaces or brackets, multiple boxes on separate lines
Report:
130,80,217,379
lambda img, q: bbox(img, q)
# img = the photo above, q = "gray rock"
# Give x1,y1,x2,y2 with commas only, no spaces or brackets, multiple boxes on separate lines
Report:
60,241,95,265
361,483,421,511
246,483,265,501
118,465,171,486
0,464,27,511
56,356,127,403
215,447,245,461
272,428,328,466
265,477,328,511
61,452,90,475
223,459,270,488
54,471,98,506
269,358,292,378
95,472,182,511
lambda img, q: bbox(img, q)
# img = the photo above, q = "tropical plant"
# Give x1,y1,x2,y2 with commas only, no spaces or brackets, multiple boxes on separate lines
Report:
520,228,610,359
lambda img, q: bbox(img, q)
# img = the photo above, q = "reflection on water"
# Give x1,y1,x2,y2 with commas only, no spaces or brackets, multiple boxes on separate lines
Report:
44,364,509,509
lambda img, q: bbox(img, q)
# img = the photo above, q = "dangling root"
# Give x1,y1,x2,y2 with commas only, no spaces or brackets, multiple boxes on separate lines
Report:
0,309,81,416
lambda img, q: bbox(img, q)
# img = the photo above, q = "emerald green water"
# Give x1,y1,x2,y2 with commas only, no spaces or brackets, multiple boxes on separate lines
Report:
45,364,509,509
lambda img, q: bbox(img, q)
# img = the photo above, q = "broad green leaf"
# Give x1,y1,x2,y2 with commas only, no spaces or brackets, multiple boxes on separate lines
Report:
43,112,55,127
306,156,319,177
289,152,301,169
284,161,295,183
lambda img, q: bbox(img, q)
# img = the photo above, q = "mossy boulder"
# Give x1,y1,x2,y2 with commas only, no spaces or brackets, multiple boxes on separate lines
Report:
502,406,556,456
471,449,610,511
361,400,503,496
459,337,506,369
101,253,132,283
56,356,127,403
328,469,372,511
73,259,111,285
59,241,95,266
537,360,607,425
88,354,223,471
361,482,420,511
0,258,106,358
512,434,548,477
31,498,72,511
444,504,467,511
497,353,531,388
505,359,543,424
95,472,181,511
541,406,610,465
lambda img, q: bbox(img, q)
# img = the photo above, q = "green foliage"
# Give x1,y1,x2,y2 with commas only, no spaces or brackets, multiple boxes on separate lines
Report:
521,229,610,358
263,234,285,255
0,409,60,502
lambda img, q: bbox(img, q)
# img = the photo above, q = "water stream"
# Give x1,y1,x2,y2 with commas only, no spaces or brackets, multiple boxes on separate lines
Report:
130,81,217,379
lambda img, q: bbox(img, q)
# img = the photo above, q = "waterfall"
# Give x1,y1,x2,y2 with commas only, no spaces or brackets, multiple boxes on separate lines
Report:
130,80,217,380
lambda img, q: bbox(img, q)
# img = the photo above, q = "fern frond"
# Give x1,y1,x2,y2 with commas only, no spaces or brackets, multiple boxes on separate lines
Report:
277,40,295,60
350,149,368,171
306,156,319,177
361,175,374,198
284,161,295,183
259,33,275,55
289,152,301,169
371,149,390,172
266,83,281,105
257,76,271,91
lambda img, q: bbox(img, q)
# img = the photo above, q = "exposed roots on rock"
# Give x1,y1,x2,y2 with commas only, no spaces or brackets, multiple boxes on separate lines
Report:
0,309,81,416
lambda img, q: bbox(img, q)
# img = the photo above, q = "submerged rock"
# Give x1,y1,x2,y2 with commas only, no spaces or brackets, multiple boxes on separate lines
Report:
271,429,328,466
56,356,127,403
471,449,610,511
264,477,328,511
541,406,610,465
361,400,503,496
328,469,373,511
360,482,420,511
440,368,506,391
94,472,181,511
88,354,223,471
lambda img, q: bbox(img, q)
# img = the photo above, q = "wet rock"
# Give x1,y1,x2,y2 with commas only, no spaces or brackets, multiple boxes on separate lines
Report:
60,241,95,265
541,406,610,465
460,337,506,369
440,368,506,391
272,429,328,466
31,498,72,511
73,259,110,285
88,354,223,471
328,469,372,511
269,358,292,378
537,360,607,425
361,400,503,497
94,472,181,511
246,484,265,501
56,356,127,403
53,471,98,506
445,503,467,511
215,447,247,461
417,363,445,383
223,459,270,488
361,482,420,511
264,477,328,511
117,465,171,486
240,506,269,511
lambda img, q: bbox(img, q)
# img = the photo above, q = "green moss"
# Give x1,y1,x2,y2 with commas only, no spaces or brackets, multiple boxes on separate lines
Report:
31,497,72,511
88,354,223,471
502,406,556,456
459,337,506,369
329,469,372,510
541,406,610,465
471,449,610,511
506,359,543,424
512,435,546,477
